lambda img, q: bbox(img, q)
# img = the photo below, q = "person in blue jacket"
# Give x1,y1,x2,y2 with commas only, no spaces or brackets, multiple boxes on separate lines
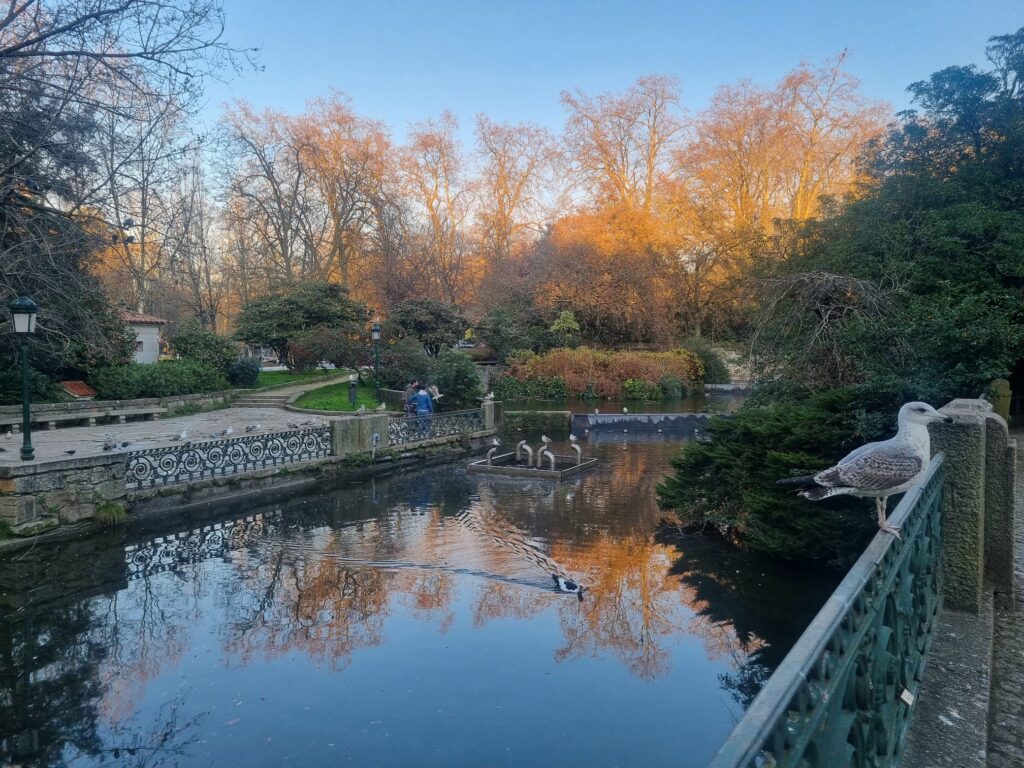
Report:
411,386,434,437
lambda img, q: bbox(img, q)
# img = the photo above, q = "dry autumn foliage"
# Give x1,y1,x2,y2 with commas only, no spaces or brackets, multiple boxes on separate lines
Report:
84,54,887,345
505,348,703,399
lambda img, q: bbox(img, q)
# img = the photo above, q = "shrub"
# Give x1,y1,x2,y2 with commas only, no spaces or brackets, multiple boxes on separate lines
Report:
492,374,528,401
524,376,570,400
504,347,703,399
169,322,239,375
429,351,483,409
291,326,363,371
379,338,433,389
622,378,662,401
659,375,686,399
390,298,467,356
0,369,63,405
681,338,731,384
656,388,882,563
88,361,228,400
227,358,261,387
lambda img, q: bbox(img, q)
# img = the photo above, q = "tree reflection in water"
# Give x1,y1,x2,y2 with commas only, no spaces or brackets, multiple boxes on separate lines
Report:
0,435,833,766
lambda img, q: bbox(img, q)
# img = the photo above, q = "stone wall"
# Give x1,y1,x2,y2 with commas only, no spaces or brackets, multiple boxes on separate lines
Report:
0,403,502,537
0,454,127,533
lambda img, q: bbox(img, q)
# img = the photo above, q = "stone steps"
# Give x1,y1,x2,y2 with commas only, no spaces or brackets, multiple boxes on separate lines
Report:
231,395,291,408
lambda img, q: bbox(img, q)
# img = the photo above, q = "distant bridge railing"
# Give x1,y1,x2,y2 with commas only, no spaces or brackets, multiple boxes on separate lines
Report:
388,409,484,446
711,454,945,768
126,426,333,490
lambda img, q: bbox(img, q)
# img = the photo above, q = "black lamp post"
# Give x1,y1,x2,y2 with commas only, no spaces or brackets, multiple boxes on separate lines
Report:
371,322,382,402
8,296,38,461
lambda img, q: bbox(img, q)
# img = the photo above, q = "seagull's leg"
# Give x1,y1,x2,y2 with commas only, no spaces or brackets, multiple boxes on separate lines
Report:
876,496,901,539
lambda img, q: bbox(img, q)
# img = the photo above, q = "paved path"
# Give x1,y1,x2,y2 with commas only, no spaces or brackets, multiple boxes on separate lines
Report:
987,432,1024,767
0,377,361,467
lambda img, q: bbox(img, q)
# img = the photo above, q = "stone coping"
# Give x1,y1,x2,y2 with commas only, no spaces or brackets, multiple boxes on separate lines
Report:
0,452,126,476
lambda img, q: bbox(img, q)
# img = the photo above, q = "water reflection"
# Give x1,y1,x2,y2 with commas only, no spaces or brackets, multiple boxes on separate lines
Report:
0,436,834,767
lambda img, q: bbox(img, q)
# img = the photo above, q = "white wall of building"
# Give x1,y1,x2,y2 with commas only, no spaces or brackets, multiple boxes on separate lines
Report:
130,323,163,364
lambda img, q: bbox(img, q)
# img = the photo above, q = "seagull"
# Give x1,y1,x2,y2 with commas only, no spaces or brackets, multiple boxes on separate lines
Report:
356,405,367,414
172,428,189,441
569,434,578,444
102,434,117,451
540,435,552,447
427,385,444,402
492,437,501,446
376,402,387,411
482,392,494,402
244,423,261,433
594,408,599,415
552,574,585,602
777,402,952,538
622,406,629,414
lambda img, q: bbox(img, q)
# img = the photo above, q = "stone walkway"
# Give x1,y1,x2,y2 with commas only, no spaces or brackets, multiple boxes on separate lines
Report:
0,378,361,467
987,434,1024,767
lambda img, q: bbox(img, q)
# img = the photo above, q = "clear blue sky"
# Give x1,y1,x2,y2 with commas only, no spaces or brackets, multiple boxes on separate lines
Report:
204,0,1022,141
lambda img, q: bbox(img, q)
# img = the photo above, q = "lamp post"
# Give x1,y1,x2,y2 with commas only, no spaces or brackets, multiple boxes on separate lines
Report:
371,322,382,403
8,296,38,461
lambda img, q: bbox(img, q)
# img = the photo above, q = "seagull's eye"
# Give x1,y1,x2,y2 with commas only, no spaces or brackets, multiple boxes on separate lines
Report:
915,407,926,413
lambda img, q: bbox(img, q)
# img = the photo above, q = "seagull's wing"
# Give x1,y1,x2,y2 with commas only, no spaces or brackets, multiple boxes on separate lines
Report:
816,445,923,491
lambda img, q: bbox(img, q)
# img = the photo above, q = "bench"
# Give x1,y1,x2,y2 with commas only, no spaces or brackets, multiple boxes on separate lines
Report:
0,410,106,432
0,405,167,433
103,406,167,424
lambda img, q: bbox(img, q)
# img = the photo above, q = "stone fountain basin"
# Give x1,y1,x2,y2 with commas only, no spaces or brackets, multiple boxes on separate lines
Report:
467,452,598,479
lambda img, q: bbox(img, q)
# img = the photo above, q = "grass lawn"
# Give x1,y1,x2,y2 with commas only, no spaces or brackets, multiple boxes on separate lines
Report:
253,369,348,389
292,382,381,411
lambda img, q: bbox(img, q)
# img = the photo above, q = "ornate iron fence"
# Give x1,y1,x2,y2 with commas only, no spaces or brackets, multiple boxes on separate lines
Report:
711,455,945,768
388,408,483,446
126,426,332,490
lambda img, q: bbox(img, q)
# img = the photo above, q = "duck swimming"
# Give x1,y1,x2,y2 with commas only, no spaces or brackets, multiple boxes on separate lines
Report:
552,574,585,601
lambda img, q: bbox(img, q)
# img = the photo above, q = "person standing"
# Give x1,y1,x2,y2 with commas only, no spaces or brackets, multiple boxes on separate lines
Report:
404,380,420,416
412,385,434,437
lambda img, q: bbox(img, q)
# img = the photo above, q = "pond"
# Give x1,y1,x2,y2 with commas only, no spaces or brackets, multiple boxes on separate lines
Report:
0,434,836,768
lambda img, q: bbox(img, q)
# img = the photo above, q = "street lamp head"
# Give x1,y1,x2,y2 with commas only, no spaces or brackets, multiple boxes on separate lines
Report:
371,322,381,341
8,295,38,335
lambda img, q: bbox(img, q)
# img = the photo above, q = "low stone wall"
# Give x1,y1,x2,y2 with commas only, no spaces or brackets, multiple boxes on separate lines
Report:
0,402,502,536
0,454,127,533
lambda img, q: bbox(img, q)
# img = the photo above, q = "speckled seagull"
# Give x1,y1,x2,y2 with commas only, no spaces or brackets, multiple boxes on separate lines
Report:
777,402,952,538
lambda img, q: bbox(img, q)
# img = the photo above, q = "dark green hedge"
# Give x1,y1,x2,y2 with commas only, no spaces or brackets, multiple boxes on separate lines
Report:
87,361,228,400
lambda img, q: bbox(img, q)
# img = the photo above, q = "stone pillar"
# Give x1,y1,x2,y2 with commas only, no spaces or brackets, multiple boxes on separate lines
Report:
330,419,361,457
932,401,988,613
932,398,1017,613
359,414,389,452
981,410,1016,604
482,401,496,430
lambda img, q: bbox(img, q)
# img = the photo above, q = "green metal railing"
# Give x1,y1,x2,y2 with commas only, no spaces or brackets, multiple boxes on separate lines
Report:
711,454,945,768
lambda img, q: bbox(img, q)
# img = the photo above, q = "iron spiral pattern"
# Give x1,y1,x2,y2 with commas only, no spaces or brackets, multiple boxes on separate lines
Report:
387,409,483,446
124,512,281,580
711,456,945,768
126,427,332,490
